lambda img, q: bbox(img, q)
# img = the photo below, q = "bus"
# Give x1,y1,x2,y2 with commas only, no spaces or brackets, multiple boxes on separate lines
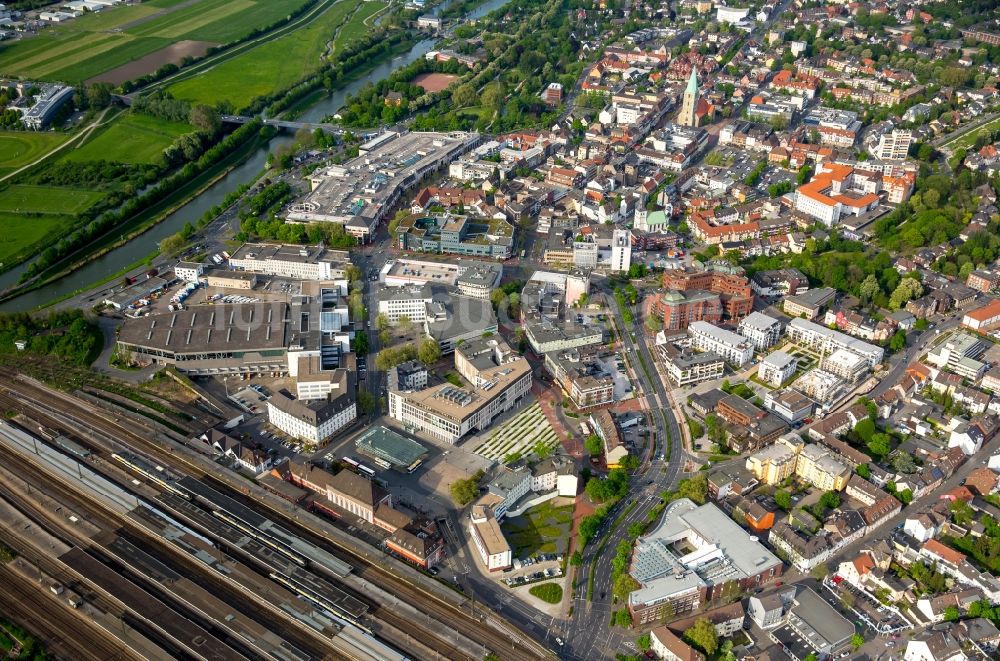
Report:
406,459,423,474
357,464,376,478
370,457,391,470
342,456,360,468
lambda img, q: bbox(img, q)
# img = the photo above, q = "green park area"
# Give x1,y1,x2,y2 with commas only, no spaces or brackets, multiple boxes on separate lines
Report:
0,132,68,177
63,114,192,165
940,114,1000,153
500,500,574,558
0,0,312,83
166,0,380,108
0,214,66,266
528,582,563,604
0,185,103,215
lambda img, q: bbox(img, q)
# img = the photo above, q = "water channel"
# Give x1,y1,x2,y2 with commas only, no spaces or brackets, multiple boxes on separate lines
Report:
0,0,509,312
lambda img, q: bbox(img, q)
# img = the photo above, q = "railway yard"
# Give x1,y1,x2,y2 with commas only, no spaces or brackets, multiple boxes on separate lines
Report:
0,368,551,661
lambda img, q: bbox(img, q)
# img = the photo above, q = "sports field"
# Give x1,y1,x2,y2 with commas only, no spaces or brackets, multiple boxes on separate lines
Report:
0,0,312,83
0,132,69,176
167,0,378,108
0,214,67,266
0,185,103,215
62,114,192,165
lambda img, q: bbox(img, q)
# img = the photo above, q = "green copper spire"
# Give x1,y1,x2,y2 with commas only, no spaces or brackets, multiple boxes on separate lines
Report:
685,68,698,96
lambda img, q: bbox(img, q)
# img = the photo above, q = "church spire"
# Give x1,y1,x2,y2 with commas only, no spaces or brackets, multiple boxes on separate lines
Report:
685,68,698,97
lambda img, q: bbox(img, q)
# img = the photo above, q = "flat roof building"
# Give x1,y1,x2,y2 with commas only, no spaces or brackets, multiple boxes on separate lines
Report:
229,243,349,281
628,499,782,624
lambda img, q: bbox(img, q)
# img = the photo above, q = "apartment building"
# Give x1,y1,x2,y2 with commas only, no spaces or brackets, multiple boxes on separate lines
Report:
795,444,850,491
758,351,797,387
873,130,912,161
688,321,754,367
544,348,615,409
658,342,725,386
738,312,783,350
746,435,802,485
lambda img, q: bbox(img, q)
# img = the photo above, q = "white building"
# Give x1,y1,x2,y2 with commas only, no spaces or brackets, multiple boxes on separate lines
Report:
229,243,341,281
266,386,357,444
758,351,797,387
820,348,869,384
688,321,754,367
469,505,512,571
738,312,783,350
610,228,632,273
174,262,204,283
873,130,912,161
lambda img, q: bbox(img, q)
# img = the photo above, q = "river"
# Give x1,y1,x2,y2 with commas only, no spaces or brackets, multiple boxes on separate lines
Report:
0,0,509,312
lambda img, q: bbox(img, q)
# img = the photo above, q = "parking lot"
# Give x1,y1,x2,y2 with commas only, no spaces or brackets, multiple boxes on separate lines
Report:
823,577,909,637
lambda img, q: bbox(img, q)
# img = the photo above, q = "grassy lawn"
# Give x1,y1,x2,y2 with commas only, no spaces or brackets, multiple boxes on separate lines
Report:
528,582,563,604
500,501,573,558
0,0,312,82
942,114,1000,152
0,132,69,171
0,213,70,266
167,0,363,107
0,185,103,215
63,113,191,165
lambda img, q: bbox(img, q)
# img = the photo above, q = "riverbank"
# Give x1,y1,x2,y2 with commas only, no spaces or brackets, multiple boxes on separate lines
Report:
0,132,267,306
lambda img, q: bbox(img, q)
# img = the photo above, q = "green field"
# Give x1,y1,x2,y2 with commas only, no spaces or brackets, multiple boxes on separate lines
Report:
0,0,312,83
167,0,375,108
0,185,104,215
0,132,69,174
0,213,71,265
941,114,1000,152
63,113,192,165
528,583,563,604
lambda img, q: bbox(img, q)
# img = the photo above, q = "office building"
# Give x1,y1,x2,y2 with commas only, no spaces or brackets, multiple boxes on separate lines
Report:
469,504,512,571
688,321,754,367
764,389,814,425
783,287,836,320
388,346,531,443
628,500,782,624
395,213,515,259
544,348,615,409
266,376,357,444
229,243,348,281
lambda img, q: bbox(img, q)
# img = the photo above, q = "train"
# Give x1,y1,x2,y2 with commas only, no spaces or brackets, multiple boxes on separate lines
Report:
111,452,191,500
210,508,309,568
268,571,371,632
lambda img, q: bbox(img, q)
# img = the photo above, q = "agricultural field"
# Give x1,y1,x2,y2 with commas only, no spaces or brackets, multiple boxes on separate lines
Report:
472,402,560,462
0,0,312,84
62,114,192,165
167,0,379,108
0,213,69,266
0,132,69,176
0,185,103,215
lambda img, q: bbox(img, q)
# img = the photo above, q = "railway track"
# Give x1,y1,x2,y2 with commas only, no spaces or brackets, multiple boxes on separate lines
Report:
0,384,489,661
0,563,139,661
0,372,551,661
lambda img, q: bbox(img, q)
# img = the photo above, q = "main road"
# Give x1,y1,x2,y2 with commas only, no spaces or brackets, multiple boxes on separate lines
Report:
556,285,685,660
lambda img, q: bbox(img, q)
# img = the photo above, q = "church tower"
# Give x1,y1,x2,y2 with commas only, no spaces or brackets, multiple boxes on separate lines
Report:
678,68,699,127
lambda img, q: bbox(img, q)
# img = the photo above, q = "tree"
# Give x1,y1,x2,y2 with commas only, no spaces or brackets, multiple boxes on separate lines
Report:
854,418,876,443
481,82,505,110
189,104,221,135
345,264,363,282
645,315,663,332
450,470,485,505
159,232,186,255
852,633,865,649
352,331,369,355
867,433,891,458
357,390,375,414
889,277,923,310
637,634,651,652
585,434,603,456
683,618,718,656
418,338,441,366
859,274,881,302
811,563,830,580
610,608,633,628
533,440,552,460
774,489,792,510
375,313,391,332
856,463,871,479
819,492,840,511
569,551,583,566
943,605,960,622
397,315,413,332
889,329,907,352
452,83,477,107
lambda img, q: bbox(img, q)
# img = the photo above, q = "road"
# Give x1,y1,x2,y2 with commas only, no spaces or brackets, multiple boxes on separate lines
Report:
557,286,684,660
